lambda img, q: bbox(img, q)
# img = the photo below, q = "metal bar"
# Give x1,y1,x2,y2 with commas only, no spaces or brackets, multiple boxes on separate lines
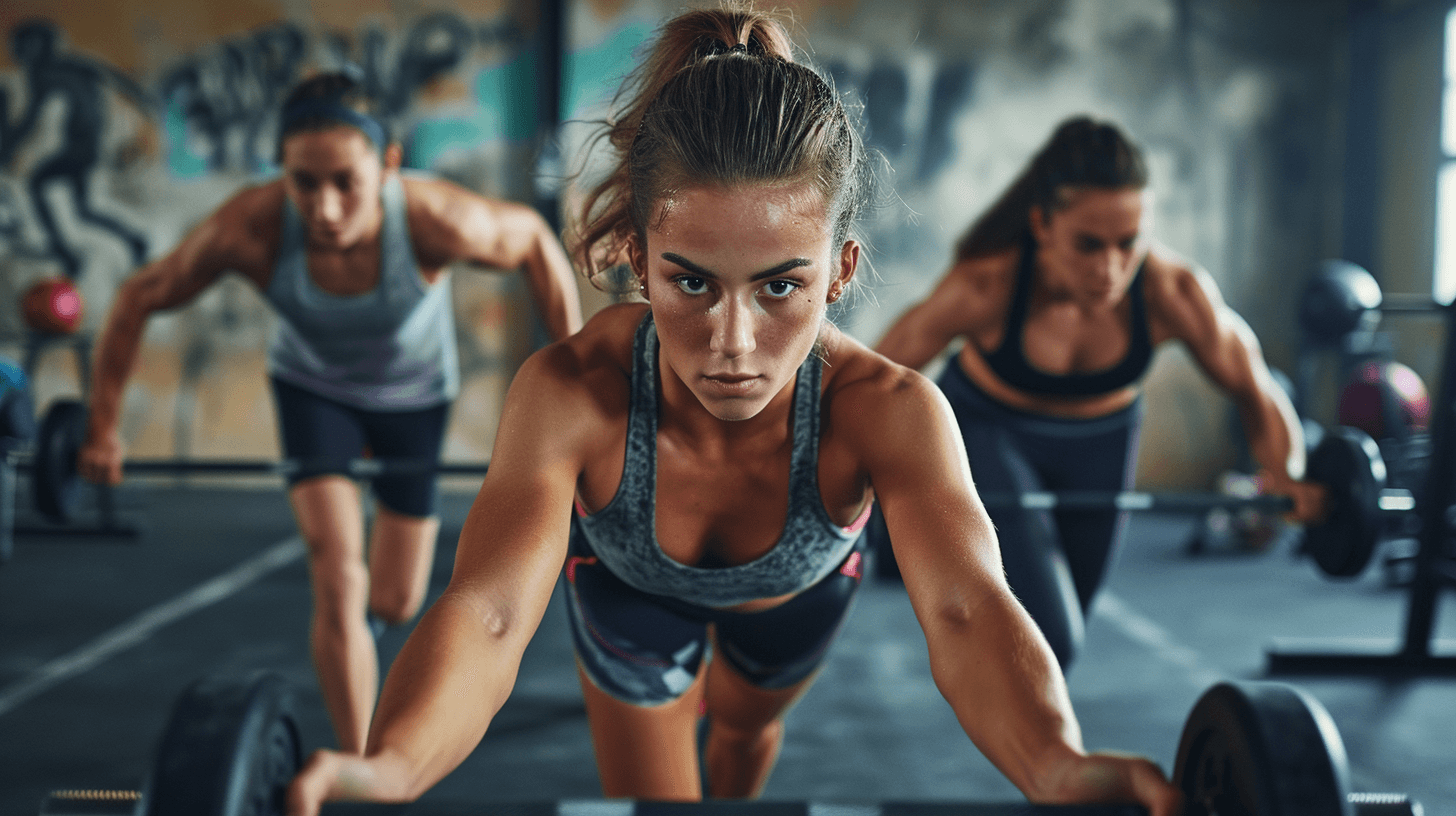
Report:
1379,293,1443,313
1266,637,1456,676
978,490,1293,513
117,459,493,478
1400,300,1456,658
314,802,1150,816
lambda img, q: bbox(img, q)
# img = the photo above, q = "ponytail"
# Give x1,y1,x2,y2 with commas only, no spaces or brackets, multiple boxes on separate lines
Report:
954,116,1147,261
572,6,870,287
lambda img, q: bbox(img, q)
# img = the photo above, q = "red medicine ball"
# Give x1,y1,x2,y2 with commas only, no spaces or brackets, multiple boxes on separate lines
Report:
21,278,84,335
1337,360,1430,440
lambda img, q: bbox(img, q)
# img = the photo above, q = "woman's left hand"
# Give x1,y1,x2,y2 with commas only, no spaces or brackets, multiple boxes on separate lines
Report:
1038,752,1183,816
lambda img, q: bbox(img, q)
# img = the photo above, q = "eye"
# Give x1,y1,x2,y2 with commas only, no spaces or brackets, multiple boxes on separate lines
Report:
760,280,799,299
674,276,709,295
1119,237,1138,251
1075,237,1102,254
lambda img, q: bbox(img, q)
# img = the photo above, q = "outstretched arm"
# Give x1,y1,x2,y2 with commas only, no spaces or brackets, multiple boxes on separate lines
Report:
413,180,584,341
856,369,1181,814
80,195,256,484
286,345,588,813
1154,265,1323,521
875,262,977,370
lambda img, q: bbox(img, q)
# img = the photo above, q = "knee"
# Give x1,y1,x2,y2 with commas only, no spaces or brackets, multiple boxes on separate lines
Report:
368,584,425,627
704,705,786,751
708,713,783,749
307,548,368,622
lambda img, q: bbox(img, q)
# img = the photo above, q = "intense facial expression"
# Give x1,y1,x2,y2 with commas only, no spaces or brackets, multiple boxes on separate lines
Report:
635,183,857,423
1031,186,1152,305
280,126,388,251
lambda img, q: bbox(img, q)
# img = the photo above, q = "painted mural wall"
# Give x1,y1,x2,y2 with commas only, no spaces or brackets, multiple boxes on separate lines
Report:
0,0,1352,487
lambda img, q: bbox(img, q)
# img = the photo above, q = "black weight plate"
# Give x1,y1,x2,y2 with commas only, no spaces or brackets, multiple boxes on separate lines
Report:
1304,426,1387,578
33,399,88,523
0,387,36,443
1174,681,1352,816
147,671,303,816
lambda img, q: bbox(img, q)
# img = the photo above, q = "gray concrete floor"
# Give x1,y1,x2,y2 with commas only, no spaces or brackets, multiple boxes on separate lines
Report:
0,484,1452,814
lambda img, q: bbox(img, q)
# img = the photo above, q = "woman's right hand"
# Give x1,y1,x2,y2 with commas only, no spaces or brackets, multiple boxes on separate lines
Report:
286,748,409,816
77,429,124,485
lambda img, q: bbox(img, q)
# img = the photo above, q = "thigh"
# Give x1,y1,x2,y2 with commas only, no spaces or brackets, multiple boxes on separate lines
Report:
710,549,864,693
564,533,710,798
958,417,1083,668
271,377,368,482
564,533,710,706
356,401,450,518
1037,415,1143,613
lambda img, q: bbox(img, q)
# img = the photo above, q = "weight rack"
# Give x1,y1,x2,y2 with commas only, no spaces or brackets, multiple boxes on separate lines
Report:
1268,294,1456,675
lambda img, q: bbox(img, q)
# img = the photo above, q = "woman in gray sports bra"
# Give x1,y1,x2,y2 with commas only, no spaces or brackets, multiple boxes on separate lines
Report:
287,9,1181,816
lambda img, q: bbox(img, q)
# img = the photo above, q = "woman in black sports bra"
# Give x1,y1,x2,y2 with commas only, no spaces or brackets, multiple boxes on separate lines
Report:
876,117,1325,668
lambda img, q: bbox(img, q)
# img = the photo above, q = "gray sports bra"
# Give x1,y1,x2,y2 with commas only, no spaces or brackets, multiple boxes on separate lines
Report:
574,314,872,609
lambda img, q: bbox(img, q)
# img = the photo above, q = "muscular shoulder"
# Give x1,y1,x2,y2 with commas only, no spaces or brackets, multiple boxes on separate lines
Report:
402,175,543,268
1141,245,1227,341
821,329,958,468
503,304,641,454
944,247,1019,326
187,181,285,283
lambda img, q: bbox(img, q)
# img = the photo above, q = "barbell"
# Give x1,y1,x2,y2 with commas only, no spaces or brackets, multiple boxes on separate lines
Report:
18,400,1409,579
971,424,1407,580
16,400,492,525
38,670,1420,816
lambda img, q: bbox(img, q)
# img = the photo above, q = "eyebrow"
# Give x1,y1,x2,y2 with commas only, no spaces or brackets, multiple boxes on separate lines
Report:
661,252,812,281
1075,232,1140,245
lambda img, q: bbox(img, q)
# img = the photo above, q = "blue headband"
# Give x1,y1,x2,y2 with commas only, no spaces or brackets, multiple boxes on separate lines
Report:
278,99,387,153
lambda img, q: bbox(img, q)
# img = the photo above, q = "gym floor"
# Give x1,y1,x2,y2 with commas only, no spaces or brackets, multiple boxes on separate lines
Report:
0,482,1452,815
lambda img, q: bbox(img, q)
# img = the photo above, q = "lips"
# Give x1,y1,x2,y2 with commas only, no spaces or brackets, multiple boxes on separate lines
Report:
702,373,761,395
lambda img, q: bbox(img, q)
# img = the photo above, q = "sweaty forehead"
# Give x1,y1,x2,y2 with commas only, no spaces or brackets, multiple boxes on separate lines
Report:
1055,187,1148,234
651,182,830,241
280,127,378,172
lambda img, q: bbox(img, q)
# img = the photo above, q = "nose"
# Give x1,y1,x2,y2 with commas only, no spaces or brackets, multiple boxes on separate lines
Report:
312,186,343,226
709,294,756,359
1091,247,1125,285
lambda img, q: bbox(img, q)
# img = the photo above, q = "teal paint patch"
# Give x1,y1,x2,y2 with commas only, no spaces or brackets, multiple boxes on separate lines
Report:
407,47,539,169
564,21,653,119
165,98,209,179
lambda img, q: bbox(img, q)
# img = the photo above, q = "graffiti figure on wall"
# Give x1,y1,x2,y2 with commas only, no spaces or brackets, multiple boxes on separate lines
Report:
160,23,307,173
0,20,152,279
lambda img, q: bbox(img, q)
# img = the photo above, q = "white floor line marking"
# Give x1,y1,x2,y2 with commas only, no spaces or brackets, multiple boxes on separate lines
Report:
0,536,305,718
1096,591,1225,688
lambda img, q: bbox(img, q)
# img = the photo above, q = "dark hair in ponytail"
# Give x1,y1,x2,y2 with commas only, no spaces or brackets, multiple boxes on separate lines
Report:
275,72,390,162
954,116,1147,261
572,6,871,284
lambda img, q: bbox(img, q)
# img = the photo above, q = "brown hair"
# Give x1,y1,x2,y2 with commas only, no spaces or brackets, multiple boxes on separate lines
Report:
954,116,1147,261
274,72,390,162
571,6,871,285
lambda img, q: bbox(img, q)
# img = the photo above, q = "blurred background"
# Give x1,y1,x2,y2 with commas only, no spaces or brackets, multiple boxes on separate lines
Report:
0,0,1445,489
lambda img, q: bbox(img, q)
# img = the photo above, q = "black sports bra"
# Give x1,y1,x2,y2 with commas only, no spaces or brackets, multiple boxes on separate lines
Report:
979,237,1154,397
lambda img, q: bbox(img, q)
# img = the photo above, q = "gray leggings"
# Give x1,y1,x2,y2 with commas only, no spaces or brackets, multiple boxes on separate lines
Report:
935,362,1143,669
